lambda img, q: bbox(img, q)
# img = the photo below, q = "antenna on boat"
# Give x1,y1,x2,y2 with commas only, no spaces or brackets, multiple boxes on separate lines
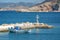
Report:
36,15,39,23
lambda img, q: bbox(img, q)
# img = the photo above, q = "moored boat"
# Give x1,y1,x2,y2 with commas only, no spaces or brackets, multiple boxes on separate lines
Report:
8,26,28,33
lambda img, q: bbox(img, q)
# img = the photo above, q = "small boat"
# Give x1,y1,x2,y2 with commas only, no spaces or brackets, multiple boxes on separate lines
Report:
8,26,28,33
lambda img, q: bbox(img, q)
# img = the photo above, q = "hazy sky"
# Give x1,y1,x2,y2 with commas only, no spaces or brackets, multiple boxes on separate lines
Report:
0,0,45,3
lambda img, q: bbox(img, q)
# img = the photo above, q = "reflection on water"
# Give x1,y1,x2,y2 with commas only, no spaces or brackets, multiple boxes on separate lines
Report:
0,32,9,40
0,32,60,40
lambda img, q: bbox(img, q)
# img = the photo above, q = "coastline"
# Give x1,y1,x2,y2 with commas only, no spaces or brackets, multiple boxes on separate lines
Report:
0,1,60,12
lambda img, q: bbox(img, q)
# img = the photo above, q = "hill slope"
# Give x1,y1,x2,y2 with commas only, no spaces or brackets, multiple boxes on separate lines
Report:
0,0,60,12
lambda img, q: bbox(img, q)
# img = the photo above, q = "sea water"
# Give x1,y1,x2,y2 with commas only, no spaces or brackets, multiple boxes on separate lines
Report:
0,11,60,40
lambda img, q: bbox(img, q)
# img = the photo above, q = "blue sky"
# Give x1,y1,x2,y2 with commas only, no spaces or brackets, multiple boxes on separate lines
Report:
0,0,45,3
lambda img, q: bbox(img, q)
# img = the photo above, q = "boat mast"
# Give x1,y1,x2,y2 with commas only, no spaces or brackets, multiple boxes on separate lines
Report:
36,15,39,23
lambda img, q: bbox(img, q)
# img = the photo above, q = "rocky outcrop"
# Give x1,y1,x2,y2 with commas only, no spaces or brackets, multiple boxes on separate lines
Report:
28,2,52,12
15,0,60,12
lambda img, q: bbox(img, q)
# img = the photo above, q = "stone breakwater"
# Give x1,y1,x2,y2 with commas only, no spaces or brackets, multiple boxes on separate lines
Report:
0,24,15,32
0,22,53,32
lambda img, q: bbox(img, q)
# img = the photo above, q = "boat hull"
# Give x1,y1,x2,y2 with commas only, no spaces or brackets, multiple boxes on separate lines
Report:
8,28,28,33
10,30,28,33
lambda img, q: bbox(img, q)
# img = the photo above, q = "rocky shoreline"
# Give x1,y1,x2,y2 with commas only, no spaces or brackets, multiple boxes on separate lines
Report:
0,0,60,12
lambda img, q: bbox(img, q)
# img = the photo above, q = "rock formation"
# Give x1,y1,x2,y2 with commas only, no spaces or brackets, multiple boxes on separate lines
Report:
15,0,60,12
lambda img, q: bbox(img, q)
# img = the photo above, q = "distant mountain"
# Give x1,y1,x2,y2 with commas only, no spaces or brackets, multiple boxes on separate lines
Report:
44,0,58,2
0,0,56,8
44,0,52,2
33,0,58,6
0,3,15,8
16,2,35,7
0,2,35,8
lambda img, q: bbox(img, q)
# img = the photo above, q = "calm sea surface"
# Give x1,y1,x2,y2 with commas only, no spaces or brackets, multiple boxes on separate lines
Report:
0,11,60,40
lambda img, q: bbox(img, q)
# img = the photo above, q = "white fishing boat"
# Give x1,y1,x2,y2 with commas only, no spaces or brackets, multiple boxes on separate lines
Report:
8,26,28,33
